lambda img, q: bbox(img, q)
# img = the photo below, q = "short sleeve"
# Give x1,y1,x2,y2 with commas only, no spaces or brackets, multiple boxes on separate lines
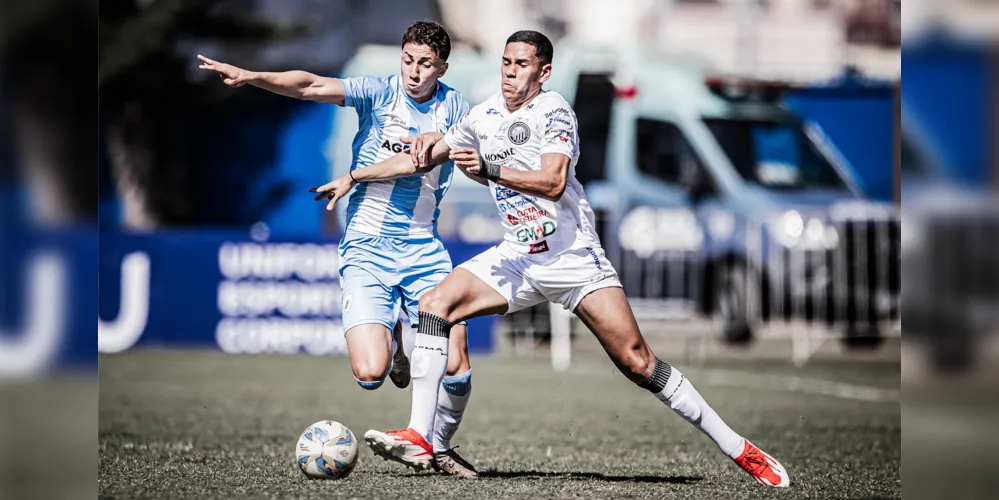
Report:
537,98,577,157
443,111,478,151
451,97,470,128
337,76,390,111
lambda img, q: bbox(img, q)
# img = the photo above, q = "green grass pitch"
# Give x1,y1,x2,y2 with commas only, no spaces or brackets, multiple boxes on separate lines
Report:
99,350,900,499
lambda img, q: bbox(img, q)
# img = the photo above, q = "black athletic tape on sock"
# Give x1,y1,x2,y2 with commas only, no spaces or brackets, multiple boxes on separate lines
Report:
639,359,672,394
418,311,452,338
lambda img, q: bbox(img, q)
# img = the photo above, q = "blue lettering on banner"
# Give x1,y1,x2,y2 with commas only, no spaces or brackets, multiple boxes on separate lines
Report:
96,232,498,357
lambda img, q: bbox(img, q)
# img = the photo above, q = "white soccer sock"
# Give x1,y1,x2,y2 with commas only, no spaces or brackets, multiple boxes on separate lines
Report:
406,312,451,443
434,369,472,452
644,359,746,459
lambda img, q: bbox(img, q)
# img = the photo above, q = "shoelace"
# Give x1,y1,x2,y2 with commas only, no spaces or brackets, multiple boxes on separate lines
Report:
438,446,476,471
739,449,770,477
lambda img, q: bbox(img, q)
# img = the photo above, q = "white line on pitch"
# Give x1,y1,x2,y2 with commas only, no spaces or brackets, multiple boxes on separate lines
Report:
704,370,899,403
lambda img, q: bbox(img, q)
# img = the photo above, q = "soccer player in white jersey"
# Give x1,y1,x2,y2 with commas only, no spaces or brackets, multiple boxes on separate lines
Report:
313,30,791,487
197,21,479,477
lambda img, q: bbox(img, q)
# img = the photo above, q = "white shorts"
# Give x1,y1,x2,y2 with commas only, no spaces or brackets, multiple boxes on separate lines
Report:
458,241,622,314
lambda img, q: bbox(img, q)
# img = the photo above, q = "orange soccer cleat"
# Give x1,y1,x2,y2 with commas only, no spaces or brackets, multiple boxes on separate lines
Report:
733,440,791,487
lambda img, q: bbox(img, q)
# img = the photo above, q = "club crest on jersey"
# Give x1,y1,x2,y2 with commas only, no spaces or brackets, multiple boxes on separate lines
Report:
507,121,531,145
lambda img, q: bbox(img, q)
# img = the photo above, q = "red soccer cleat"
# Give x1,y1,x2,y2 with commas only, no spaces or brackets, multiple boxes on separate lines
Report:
733,440,791,487
364,428,433,471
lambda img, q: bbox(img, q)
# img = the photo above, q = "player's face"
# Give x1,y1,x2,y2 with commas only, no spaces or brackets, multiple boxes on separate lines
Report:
500,42,551,110
400,43,448,102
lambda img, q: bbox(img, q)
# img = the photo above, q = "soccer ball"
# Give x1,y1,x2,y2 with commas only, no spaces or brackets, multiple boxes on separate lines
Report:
296,420,358,479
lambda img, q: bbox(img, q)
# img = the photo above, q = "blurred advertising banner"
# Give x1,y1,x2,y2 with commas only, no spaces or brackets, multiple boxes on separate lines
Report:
97,233,496,357
0,226,97,376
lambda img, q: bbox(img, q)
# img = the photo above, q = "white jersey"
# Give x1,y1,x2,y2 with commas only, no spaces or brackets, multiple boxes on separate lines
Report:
443,91,599,257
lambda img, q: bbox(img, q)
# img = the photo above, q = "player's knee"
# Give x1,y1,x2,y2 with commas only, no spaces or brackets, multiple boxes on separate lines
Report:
418,287,458,323
621,350,653,384
352,361,389,390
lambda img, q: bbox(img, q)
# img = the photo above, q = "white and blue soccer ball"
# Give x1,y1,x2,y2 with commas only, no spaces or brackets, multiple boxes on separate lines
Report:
296,420,358,479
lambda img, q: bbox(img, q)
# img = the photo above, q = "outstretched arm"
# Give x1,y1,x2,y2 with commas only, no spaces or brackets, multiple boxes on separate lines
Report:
197,55,346,105
309,135,453,210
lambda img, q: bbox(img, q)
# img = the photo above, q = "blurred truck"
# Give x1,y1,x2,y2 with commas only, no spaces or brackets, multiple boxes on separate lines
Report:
900,118,999,370
542,45,899,347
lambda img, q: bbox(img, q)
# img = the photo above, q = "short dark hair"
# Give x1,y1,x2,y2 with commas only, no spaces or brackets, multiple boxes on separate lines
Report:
505,30,553,65
401,21,451,61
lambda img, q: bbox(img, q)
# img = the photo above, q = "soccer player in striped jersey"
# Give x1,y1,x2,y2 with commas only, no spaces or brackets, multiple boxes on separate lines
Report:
197,21,478,477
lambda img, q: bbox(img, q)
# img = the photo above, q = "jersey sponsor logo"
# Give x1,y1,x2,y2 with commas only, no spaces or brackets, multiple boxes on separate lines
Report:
546,116,572,128
388,115,407,126
477,131,489,140
516,220,557,242
380,139,411,153
528,240,549,254
484,148,516,163
506,206,551,225
497,198,534,211
545,127,573,144
486,108,501,115
494,185,521,201
545,107,569,118
507,121,531,145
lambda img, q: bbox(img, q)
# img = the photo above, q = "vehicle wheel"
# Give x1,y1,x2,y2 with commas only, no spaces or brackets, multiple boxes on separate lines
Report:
715,263,755,346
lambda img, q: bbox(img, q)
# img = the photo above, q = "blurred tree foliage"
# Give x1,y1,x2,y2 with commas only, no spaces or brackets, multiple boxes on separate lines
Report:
1,0,308,229
1,0,97,225
97,0,307,230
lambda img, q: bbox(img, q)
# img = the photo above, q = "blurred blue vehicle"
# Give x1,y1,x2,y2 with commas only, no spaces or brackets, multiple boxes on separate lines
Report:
545,45,899,346
900,114,999,370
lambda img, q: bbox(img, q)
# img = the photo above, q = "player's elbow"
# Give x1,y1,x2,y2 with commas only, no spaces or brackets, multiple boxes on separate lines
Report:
544,177,568,201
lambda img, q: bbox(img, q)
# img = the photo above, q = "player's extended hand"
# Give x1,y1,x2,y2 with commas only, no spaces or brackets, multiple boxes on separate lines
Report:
449,148,483,175
403,132,442,168
197,54,250,87
309,175,356,211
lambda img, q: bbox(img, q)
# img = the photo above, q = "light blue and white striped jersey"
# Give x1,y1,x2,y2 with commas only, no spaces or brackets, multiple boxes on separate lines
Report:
338,74,469,239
